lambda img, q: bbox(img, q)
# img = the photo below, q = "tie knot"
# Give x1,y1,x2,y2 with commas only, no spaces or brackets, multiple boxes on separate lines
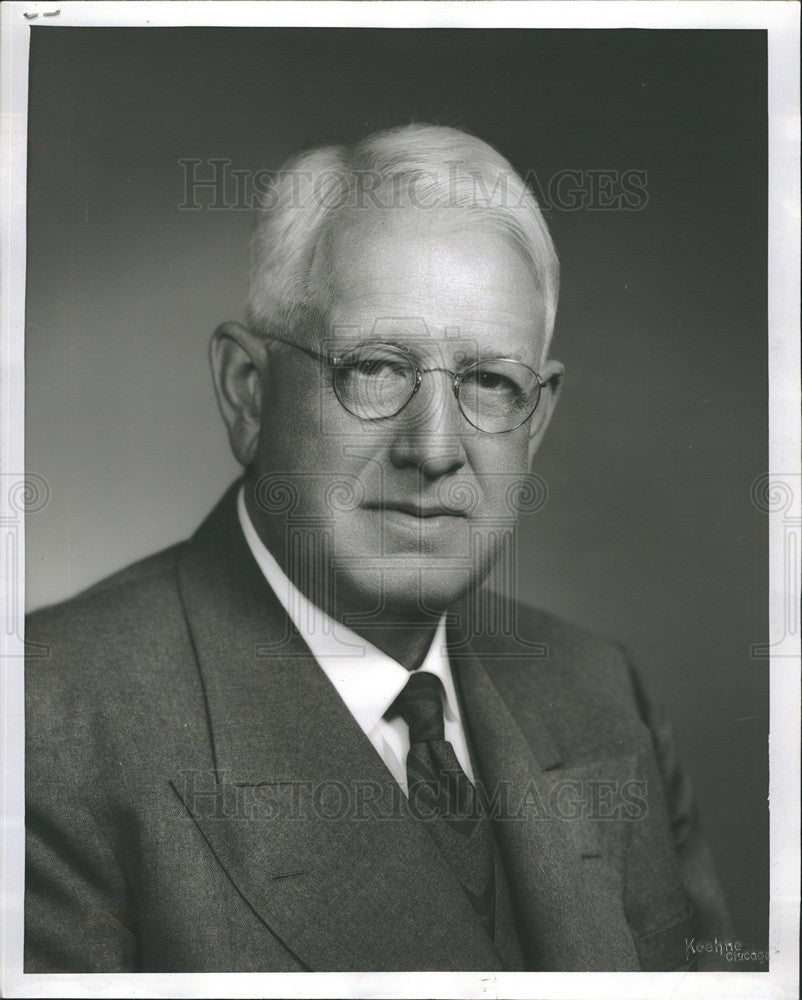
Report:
390,671,445,743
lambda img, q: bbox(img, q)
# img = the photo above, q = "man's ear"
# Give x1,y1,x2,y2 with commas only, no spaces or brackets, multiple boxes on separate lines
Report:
527,361,564,469
209,321,267,467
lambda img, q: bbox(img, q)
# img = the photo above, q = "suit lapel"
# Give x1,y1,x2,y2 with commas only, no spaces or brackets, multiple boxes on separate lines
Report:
450,634,640,971
172,486,503,971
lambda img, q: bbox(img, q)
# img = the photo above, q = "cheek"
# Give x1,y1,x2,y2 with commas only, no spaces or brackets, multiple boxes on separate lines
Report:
469,435,531,511
254,400,384,518
257,381,335,465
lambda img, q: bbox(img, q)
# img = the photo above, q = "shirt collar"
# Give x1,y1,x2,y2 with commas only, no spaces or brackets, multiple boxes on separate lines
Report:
237,485,457,735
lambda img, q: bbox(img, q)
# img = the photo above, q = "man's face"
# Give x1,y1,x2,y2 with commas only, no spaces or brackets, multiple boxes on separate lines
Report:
249,210,558,620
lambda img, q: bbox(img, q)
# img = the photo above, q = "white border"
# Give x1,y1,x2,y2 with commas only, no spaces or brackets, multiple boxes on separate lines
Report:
1,2,799,998
0,0,797,29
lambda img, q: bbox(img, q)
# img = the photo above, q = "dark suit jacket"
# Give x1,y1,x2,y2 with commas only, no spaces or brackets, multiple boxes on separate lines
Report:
25,482,731,972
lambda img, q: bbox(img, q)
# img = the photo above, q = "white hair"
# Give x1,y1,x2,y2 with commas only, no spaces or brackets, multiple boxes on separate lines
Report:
247,123,560,363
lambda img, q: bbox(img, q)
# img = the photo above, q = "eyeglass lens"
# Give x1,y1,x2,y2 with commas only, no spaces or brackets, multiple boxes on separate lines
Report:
332,344,541,433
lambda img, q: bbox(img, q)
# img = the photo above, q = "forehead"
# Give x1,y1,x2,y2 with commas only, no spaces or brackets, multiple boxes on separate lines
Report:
313,209,544,361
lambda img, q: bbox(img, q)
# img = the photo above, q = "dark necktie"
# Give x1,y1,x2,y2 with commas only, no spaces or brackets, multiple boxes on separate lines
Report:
389,671,496,937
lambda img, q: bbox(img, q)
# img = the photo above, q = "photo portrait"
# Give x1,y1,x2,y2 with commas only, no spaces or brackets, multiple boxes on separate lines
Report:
1,3,798,998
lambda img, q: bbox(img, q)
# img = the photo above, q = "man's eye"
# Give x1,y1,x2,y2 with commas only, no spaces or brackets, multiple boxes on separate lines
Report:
468,369,518,393
352,358,407,379
357,359,388,376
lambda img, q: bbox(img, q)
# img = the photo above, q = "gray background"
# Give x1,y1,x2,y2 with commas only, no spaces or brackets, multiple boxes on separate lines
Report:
25,27,768,955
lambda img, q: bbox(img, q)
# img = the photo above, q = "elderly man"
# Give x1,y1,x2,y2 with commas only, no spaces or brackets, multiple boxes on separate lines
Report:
25,124,731,972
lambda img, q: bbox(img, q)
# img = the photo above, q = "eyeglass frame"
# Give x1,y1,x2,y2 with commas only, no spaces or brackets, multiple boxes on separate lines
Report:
258,331,563,434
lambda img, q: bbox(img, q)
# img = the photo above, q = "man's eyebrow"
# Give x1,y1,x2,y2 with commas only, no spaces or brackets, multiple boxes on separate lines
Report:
467,346,542,367
324,336,537,368
472,348,528,363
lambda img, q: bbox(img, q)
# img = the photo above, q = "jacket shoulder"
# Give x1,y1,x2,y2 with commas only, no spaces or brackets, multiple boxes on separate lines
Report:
29,543,182,618
25,542,189,688
468,600,632,674
465,601,648,752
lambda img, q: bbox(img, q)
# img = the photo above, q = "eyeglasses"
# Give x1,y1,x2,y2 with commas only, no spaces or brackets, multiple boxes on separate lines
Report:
261,334,560,434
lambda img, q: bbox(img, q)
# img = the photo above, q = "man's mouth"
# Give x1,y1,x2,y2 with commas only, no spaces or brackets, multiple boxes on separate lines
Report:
361,501,468,519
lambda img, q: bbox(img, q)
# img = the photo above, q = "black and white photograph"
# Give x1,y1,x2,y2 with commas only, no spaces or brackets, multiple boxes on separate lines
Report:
0,2,798,997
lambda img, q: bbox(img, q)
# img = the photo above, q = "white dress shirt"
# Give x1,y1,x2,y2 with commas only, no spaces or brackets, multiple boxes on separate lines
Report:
237,486,475,793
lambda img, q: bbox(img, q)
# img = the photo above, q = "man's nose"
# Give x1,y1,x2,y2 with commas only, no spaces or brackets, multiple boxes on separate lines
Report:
387,370,467,479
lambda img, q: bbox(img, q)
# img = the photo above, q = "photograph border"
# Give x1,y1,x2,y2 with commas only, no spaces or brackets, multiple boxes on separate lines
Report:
1,2,798,998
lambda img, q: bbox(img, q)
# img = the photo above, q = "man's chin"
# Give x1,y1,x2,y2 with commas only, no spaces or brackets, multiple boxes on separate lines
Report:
334,561,485,624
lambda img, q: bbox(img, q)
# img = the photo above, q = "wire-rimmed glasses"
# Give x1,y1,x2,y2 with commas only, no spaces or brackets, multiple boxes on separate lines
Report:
262,333,560,433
